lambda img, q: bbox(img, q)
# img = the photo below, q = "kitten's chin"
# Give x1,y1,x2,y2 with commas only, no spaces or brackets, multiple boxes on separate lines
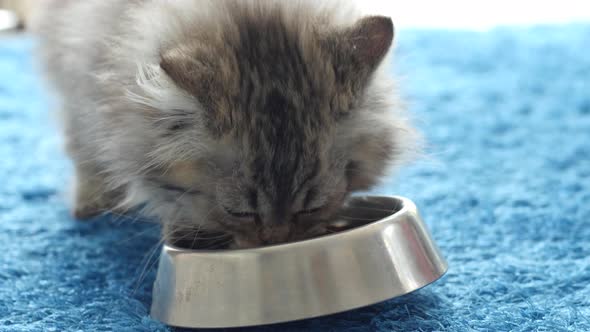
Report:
229,229,293,249
229,222,332,249
230,230,287,249
230,236,261,249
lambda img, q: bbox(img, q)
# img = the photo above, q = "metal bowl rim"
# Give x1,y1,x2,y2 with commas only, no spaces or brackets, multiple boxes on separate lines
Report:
163,195,415,255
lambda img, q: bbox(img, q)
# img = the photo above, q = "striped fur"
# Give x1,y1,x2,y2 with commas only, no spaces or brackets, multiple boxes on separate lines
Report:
33,0,419,248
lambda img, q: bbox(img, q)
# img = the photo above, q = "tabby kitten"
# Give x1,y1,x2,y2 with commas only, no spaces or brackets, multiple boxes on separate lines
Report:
34,0,418,248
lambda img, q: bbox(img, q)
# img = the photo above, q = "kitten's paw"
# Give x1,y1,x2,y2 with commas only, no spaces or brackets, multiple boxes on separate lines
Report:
73,202,106,220
71,173,124,220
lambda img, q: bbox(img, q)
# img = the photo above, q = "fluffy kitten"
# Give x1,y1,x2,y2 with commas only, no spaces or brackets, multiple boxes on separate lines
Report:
33,0,418,248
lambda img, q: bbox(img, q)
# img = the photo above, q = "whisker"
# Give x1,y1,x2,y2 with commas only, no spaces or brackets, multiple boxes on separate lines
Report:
131,236,167,295
337,215,379,221
346,206,398,213
115,223,161,245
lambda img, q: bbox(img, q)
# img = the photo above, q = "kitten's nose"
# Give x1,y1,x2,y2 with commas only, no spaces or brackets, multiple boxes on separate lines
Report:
259,224,291,244
258,206,293,243
266,207,292,227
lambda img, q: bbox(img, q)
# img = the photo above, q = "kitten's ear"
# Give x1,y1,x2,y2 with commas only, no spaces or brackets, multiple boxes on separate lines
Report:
325,16,394,78
159,45,222,109
160,46,196,92
159,44,236,136
347,16,395,69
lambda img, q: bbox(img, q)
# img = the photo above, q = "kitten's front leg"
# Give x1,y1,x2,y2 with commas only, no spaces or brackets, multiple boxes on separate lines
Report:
72,165,124,220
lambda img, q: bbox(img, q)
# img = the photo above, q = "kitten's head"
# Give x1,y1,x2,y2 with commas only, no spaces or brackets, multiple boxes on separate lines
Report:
126,2,416,248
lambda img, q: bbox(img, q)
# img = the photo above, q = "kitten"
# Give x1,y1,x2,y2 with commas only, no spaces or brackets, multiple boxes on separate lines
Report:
33,0,418,248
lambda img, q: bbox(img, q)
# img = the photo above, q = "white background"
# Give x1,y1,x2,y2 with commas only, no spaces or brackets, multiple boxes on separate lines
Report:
358,0,590,30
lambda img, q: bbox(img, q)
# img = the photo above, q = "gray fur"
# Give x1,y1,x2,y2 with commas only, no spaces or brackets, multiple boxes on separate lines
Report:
33,0,419,248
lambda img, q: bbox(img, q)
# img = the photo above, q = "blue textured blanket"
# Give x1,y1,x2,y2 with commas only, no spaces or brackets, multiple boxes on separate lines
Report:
1,25,589,331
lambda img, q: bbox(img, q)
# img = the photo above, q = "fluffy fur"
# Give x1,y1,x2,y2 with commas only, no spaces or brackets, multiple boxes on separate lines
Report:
33,0,418,248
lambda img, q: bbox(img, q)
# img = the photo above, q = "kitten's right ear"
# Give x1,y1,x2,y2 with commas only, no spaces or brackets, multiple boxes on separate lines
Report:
160,47,193,89
159,45,217,107
159,44,236,136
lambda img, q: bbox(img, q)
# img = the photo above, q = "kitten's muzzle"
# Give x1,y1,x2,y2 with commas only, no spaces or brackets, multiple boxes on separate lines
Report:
259,224,291,244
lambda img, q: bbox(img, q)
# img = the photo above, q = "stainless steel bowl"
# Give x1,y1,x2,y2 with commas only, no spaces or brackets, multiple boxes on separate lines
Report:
150,196,447,328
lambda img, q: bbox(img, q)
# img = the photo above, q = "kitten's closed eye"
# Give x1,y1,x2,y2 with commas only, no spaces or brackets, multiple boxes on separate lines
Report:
222,206,259,220
149,179,202,195
161,183,201,195
295,206,325,216
167,121,189,132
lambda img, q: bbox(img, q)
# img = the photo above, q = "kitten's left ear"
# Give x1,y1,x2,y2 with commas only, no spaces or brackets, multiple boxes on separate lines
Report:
347,16,395,70
325,16,395,79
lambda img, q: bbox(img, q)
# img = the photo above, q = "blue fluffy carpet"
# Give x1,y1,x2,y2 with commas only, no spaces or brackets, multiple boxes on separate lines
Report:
1,24,589,331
